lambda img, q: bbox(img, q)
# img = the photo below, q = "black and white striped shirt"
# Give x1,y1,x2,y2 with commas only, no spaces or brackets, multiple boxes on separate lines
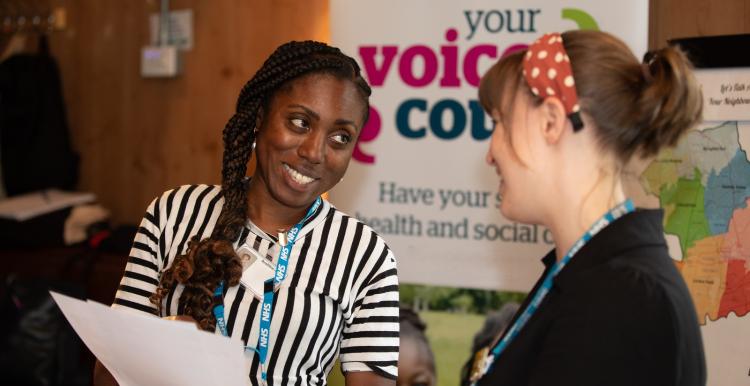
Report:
113,185,399,385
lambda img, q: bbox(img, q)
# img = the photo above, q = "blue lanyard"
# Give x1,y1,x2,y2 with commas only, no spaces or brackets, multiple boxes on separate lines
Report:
211,197,322,382
474,199,635,384
213,281,228,336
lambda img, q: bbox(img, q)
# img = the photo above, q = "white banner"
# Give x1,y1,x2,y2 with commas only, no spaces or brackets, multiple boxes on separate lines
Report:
331,0,649,291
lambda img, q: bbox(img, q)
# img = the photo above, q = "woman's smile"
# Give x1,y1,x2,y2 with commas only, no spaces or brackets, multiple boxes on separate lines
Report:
282,162,318,187
248,73,366,210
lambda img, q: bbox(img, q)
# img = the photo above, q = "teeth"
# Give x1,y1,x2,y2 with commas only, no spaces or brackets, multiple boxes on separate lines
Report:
284,164,315,185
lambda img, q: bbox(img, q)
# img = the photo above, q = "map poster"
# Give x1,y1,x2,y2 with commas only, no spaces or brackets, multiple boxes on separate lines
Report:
637,35,750,386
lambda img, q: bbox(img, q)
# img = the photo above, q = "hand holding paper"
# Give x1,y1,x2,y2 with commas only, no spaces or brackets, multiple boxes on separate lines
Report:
50,292,251,386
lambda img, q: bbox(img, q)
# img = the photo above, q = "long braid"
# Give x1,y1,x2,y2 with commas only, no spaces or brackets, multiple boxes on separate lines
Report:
150,41,371,331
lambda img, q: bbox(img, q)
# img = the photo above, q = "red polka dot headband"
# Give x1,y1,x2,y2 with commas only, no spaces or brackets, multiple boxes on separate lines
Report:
522,33,584,131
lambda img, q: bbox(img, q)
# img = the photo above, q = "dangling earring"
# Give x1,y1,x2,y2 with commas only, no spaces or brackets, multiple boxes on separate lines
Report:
251,128,258,153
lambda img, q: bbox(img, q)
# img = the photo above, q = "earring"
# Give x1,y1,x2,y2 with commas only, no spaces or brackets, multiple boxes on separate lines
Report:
251,139,256,153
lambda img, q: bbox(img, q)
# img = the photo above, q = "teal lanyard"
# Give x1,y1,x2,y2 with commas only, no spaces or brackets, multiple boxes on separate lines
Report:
211,196,322,382
213,281,228,335
473,199,635,385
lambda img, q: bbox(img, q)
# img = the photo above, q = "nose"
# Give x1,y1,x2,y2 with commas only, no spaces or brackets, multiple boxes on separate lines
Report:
298,131,325,164
485,146,494,166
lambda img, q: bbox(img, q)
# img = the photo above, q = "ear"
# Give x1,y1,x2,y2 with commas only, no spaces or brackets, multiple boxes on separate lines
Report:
539,97,567,145
255,107,264,132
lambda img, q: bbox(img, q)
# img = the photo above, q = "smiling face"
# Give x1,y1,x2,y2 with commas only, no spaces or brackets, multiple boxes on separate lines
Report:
485,91,545,224
252,73,367,211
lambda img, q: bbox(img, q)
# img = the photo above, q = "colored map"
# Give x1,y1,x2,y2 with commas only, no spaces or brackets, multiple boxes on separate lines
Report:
641,121,750,324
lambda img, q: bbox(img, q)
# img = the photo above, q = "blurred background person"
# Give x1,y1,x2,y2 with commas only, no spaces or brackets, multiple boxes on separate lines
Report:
460,302,520,386
398,306,436,386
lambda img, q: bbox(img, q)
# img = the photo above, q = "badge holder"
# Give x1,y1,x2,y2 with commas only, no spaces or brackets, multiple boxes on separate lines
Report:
237,245,276,301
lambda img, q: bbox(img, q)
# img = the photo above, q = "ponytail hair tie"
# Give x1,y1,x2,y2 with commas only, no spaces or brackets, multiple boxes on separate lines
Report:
642,50,657,83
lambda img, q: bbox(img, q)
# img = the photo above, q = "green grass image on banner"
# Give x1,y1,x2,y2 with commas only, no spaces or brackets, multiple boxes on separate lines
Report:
328,285,526,386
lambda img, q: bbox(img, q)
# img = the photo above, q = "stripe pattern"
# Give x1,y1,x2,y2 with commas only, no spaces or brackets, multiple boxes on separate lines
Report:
113,185,399,385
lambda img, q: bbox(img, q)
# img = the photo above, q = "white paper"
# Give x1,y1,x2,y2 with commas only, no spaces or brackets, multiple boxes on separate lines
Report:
50,292,251,386
0,189,95,221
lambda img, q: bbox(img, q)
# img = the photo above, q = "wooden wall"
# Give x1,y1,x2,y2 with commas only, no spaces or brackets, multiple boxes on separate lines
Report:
47,0,748,224
49,0,330,224
649,0,750,49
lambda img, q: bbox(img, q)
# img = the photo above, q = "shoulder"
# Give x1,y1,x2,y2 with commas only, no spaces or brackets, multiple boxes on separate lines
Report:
568,251,697,339
152,184,223,205
146,185,224,222
549,251,705,383
573,252,670,306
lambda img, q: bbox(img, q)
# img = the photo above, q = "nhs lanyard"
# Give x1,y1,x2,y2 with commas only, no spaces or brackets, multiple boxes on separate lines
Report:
474,199,635,384
212,196,322,381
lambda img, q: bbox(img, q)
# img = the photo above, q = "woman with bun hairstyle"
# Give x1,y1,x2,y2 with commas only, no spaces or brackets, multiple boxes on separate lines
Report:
468,30,706,386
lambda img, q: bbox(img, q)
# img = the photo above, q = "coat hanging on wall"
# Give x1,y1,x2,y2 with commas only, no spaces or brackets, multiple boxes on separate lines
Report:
0,34,79,196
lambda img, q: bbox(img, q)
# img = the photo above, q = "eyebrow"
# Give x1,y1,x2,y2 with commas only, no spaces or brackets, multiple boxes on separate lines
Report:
288,104,358,128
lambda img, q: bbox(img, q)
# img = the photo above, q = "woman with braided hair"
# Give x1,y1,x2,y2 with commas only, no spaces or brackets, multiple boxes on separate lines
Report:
95,41,399,386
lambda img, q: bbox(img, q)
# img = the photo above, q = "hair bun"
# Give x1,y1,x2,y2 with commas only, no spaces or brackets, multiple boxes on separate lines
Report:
635,46,703,158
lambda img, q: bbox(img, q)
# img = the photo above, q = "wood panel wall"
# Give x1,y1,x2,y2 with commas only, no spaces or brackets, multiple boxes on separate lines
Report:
48,0,329,224
47,0,748,224
649,0,750,49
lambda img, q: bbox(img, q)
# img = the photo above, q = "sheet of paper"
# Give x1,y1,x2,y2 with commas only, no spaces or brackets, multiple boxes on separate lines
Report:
50,292,251,386
0,189,95,221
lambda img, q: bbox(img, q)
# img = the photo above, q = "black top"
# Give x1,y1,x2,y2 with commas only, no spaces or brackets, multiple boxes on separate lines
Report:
477,209,706,386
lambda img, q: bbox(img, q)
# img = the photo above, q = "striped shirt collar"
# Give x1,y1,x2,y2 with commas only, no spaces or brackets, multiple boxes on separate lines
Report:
241,197,331,245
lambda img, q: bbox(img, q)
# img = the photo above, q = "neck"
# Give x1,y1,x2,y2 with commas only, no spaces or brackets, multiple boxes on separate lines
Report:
546,172,627,262
246,178,313,235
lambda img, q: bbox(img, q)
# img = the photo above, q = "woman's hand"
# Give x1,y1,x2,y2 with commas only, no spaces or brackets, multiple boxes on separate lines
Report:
93,359,118,386
162,314,199,327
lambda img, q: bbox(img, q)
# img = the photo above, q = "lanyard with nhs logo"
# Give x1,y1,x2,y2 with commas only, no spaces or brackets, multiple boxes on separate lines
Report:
213,196,322,383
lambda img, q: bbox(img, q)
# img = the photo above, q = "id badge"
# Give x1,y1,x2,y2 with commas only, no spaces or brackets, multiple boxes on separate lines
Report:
469,347,490,383
237,245,275,300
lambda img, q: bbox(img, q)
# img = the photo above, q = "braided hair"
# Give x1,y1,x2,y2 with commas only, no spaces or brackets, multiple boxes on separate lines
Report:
150,41,372,331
